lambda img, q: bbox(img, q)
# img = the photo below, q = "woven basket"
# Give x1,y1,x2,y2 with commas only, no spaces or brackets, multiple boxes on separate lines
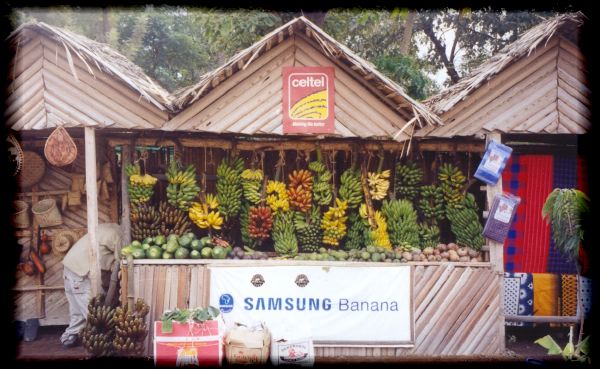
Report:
17,151,46,189
32,198,63,228
12,200,30,228
52,229,80,257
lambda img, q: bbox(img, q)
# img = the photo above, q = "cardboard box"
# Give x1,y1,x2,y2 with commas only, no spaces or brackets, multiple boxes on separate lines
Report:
154,320,223,367
224,323,271,365
270,337,314,367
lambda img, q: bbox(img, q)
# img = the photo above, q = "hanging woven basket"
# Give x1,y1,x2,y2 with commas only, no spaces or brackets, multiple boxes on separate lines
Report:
44,126,77,167
32,198,63,228
7,134,24,176
16,151,46,189
52,229,80,257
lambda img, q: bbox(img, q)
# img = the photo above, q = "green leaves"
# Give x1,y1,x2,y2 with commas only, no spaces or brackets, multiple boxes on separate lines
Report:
160,306,221,334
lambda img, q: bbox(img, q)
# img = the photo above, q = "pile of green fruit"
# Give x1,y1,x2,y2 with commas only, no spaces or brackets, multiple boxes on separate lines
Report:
226,246,270,260
121,233,232,260
293,245,422,263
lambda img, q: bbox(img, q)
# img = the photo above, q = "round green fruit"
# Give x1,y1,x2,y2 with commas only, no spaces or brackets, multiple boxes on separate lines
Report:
147,246,163,259
212,246,228,259
162,252,173,260
190,250,202,259
200,247,213,259
174,247,190,259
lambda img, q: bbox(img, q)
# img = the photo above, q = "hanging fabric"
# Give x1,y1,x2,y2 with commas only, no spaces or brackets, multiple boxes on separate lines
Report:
44,126,77,166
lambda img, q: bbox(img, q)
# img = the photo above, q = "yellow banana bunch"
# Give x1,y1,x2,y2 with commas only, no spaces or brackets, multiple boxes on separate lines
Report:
189,202,223,230
241,169,263,205
205,193,219,210
129,174,158,186
367,170,391,200
370,211,392,250
321,199,348,246
241,169,264,182
266,180,289,213
128,173,158,204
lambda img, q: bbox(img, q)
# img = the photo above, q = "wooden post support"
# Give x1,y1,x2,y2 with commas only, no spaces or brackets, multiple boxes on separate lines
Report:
85,127,101,297
120,144,132,245
484,131,505,352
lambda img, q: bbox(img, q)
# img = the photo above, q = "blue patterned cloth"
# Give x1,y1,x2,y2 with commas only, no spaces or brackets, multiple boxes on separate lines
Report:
578,276,592,319
504,272,534,326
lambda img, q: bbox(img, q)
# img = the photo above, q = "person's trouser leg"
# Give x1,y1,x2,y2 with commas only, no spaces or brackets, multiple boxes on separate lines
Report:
61,267,90,343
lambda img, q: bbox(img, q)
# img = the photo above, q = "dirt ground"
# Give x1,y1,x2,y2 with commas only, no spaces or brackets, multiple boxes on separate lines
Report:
10,324,579,367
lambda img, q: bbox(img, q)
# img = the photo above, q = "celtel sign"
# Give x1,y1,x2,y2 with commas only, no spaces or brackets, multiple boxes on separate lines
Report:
282,66,335,134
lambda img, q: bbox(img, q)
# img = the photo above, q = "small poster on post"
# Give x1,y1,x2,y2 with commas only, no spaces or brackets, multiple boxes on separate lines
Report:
282,66,335,134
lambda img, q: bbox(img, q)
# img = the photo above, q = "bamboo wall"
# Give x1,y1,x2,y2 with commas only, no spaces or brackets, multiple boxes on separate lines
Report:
125,261,502,358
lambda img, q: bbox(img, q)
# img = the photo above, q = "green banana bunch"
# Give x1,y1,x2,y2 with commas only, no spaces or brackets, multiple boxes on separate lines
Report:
381,199,420,248
438,163,466,212
308,161,333,207
272,212,298,256
394,162,423,200
344,212,369,251
446,193,485,251
130,203,160,240
338,169,363,209
158,201,192,236
419,222,441,249
216,157,244,220
418,185,445,221
166,160,201,211
81,294,115,357
294,208,322,253
112,299,149,357
125,163,140,177
241,169,263,205
240,203,254,248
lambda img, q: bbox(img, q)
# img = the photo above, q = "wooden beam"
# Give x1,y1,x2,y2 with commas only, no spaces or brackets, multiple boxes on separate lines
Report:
505,315,580,324
120,144,132,245
85,127,101,296
13,285,64,292
484,131,505,353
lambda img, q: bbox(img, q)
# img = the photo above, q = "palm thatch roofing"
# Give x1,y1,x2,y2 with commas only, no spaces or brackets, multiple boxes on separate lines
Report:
424,12,585,116
7,21,172,111
171,16,442,134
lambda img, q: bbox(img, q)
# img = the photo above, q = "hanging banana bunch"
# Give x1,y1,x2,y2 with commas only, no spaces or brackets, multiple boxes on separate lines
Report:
165,160,201,211
381,199,420,249
419,222,441,249
158,201,192,236
394,162,423,200
370,211,392,250
344,212,369,251
241,169,264,205
126,163,158,204
189,194,223,231
112,298,149,357
308,158,333,207
367,170,391,201
294,207,322,253
247,206,273,241
446,193,485,250
216,157,244,220
266,180,289,213
418,185,446,221
321,198,348,246
338,169,363,209
438,163,466,212
131,203,160,240
272,212,298,256
240,203,253,248
287,169,313,213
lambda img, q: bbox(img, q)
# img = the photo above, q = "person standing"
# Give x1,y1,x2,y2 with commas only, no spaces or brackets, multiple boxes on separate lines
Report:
60,223,123,348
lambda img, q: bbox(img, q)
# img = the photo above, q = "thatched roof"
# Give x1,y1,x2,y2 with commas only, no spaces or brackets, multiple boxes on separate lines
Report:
425,12,585,116
171,16,442,132
8,21,172,111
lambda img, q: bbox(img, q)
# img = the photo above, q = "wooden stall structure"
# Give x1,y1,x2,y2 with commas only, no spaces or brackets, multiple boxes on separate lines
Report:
6,21,171,324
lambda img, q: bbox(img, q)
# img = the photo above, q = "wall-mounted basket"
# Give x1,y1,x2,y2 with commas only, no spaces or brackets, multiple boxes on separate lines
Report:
16,151,46,189
12,200,30,229
31,198,63,228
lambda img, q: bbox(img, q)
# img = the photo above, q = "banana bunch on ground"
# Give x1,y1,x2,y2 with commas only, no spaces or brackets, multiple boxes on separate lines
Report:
438,163,466,212
266,180,289,213
216,157,244,220
126,163,157,204
189,195,223,230
344,212,369,250
368,210,392,250
294,207,322,253
446,193,485,251
241,169,264,205
248,206,273,240
112,298,149,357
131,203,160,240
287,169,313,213
394,162,423,200
158,201,192,236
418,185,446,221
367,170,391,201
308,161,333,207
81,294,115,357
381,199,420,249
272,212,298,256
338,169,363,209
419,222,441,249
166,161,200,211
321,198,348,246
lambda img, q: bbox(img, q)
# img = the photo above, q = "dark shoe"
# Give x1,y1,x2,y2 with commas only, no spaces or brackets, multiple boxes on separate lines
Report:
62,335,80,348
23,318,39,342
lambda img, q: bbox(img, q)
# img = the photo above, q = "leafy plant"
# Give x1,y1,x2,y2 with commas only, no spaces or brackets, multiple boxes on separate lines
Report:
160,306,220,333
535,329,590,363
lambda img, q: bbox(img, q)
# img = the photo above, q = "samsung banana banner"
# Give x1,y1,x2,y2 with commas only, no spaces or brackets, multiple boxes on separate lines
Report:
282,66,335,134
209,265,413,346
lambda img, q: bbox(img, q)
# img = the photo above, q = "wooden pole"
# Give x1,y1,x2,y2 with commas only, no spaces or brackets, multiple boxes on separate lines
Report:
484,131,505,351
85,127,101,297
120,144,132,245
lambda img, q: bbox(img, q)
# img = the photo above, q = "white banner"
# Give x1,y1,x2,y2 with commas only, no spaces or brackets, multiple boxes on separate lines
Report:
209,265,413,346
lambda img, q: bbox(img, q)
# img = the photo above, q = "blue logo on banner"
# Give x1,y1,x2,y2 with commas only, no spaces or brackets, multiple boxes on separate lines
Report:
219,294,234,313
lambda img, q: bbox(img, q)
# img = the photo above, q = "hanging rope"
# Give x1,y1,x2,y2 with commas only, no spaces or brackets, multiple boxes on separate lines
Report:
329,150,337,200
274,149,285,182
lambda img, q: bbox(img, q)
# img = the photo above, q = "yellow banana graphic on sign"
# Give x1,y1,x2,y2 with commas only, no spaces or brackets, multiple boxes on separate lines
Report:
290,90,328,119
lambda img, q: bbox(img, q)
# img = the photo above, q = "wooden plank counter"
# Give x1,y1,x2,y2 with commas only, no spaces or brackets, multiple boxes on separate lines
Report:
120,260,502,359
